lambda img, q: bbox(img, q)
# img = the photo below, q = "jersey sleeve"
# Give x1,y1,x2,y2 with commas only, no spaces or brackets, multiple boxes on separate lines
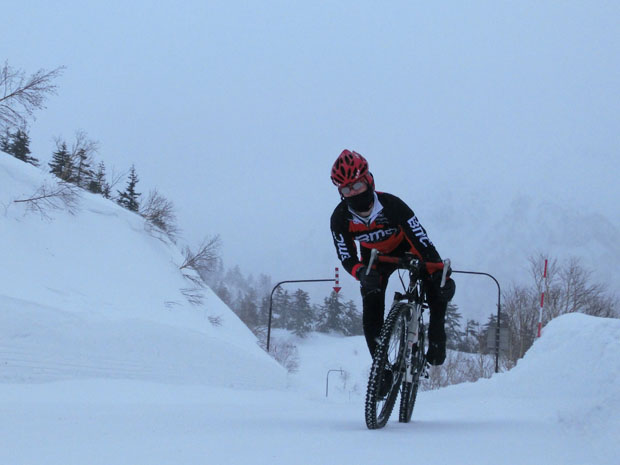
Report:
388,195,442,262
330,206,362,278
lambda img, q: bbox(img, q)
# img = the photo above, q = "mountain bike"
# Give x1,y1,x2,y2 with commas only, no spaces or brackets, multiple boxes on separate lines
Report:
364,249,450,430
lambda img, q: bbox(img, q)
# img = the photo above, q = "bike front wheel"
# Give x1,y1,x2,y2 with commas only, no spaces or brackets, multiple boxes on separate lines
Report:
365,303,408,430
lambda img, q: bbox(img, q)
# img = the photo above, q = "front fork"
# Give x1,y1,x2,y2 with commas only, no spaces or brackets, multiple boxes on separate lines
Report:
403,303,421,384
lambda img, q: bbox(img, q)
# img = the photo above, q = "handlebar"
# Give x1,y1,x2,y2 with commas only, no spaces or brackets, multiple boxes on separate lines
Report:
367,248,451,288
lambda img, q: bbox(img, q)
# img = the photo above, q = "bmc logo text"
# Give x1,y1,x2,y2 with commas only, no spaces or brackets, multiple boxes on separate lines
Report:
356,228,398,243
333,233,351,260
407,216,431,247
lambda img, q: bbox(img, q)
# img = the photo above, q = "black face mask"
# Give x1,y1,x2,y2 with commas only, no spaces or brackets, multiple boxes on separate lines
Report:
345,188,374,213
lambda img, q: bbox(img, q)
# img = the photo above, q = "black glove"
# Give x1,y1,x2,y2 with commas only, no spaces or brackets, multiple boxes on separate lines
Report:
357,265,381,296
430,271,456,303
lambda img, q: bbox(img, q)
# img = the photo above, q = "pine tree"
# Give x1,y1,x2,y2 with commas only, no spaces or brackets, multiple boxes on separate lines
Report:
289,289,314,337
236,288,259,328
0,129,9,152
49,141,74,181
271,287,292,329
256,273,273,299
4,129,39,166
481,314,499,354
258,295,270,326
215,282,233,308
445,302,465,350
460,319,482,353
74,148,94,189
88,161,109,196
343,299,363,336
316,291,348,334
224,265,248,291
117,165,141,212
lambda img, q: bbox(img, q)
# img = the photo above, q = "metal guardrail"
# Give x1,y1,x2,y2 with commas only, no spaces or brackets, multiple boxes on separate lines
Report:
265,269,503,374
452,269,502,373
326,369,345,397
266,279,336,352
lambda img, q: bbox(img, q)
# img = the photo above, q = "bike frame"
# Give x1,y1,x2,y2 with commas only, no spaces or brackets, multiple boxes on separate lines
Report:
389,269,426,385
369,249,450,385
364,248,451,429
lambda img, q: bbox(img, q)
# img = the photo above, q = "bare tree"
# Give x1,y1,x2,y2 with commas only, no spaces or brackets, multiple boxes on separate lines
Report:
502,284,539,361
140,189,179,241
423,350,501,391
526,255,618,320
501,255,618,364
13,181,80,218
180,235,222,273
1,62,64,129
256,334,299,373
105,165,128,199
551,257,617,318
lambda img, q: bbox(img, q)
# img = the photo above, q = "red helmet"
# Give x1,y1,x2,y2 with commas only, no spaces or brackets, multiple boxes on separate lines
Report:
330,149,374,188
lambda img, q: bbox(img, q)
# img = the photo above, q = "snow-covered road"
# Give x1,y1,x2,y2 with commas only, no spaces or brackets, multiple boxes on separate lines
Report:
0,375,595,465
2,312,618,465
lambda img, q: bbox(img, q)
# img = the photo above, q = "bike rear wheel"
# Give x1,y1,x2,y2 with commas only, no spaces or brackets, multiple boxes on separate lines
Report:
365,303,408,429
399,317,426,423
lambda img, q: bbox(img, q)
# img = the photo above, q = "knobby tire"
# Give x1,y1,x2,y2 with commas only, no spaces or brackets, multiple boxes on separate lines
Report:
365,303,408,430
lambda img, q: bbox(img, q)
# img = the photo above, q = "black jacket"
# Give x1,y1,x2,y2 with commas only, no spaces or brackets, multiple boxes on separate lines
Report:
330,191,441,279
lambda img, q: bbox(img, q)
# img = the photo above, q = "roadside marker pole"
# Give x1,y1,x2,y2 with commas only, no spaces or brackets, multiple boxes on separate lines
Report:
537,259,548,338
334,267,341,293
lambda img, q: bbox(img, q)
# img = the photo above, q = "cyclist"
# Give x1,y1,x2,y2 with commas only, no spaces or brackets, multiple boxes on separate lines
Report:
330,149,455,370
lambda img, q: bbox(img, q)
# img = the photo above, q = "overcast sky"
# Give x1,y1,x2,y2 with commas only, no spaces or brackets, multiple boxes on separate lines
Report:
3,1,619,299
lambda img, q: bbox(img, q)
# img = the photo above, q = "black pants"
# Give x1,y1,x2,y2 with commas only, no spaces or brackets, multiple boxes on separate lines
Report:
361,263,447,357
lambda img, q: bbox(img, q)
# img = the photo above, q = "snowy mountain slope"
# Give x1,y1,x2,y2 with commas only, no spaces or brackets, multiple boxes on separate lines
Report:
0,153,286,388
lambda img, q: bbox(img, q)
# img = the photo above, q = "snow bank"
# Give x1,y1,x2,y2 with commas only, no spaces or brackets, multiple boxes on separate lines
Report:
434,313,620,464
504,313,620,460
278,330,370,399
0,154,286,388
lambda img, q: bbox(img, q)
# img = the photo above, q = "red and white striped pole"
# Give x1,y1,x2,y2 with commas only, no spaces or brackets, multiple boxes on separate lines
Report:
333,267,341,293
537,259,548,338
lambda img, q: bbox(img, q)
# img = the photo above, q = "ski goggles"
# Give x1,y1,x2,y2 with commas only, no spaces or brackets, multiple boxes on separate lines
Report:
339,181,367,196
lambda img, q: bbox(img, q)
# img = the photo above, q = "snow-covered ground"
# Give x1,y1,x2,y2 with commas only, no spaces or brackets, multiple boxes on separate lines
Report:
1,154,619,464
1,314,618,465
0,154,285,390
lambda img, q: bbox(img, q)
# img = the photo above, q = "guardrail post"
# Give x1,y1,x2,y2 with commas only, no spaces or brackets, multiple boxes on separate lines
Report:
452,270,502,373
326,369,345,397
267,278,336,352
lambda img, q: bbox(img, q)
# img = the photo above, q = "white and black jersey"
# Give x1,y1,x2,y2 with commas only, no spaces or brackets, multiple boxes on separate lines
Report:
330,191,442,279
